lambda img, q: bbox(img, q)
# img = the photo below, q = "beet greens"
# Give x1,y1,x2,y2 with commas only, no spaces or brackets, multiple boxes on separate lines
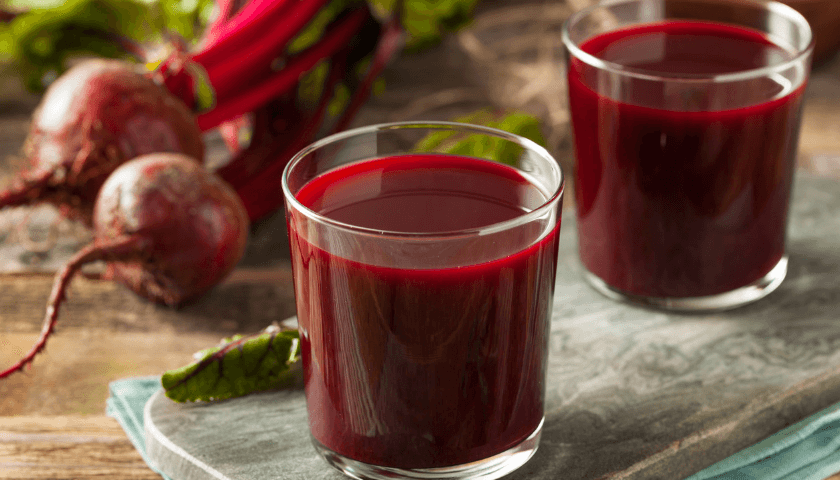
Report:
162,324,301,402
1,0,480,224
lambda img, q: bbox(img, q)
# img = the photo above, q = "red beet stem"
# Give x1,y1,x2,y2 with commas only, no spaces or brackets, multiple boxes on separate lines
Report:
205,0,332,99
194,0,303,68
0,8,20,22
0,169,55,210
218,49,347,192
0,235,149,379
213,101,285,182
218,115,251,153
204,0,338,102
198,0,278,56
230,16,404,221
196,7,368,131
236,138,306,221
233,86,336,219
204,0,237,41
332,14,403,133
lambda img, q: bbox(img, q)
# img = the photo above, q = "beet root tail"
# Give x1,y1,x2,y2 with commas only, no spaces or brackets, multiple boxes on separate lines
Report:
0,235,148,379
0,169,55,211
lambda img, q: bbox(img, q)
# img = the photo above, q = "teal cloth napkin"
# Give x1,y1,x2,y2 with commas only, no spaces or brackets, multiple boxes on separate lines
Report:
106,375,840,480
105,376,172,480
686,401,840,480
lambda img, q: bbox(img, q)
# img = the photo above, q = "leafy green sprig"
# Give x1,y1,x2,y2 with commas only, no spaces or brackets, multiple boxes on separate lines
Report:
162,324,302,402
0,0,214,92
416,108,548,165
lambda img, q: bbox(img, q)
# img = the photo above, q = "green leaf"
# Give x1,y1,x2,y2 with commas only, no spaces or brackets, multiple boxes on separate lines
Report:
327,83,351,116
161,325,302,403
0,28,13,63
186,61,216,112
366,0,480,50
494,111,547,165
297,61,330,105
496,111,547,146
414,129,457,152
414,109,547,166
6,0,140,90
288,0,357,54
157,0,216,41
0,0,215,92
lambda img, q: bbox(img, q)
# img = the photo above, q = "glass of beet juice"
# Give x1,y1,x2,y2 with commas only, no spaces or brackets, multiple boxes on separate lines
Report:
562,0,814,311
281,122,565,479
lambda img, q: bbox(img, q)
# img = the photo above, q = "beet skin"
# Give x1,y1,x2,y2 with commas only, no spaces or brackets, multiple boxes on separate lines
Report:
5,59,205,226
94,153,249,306
1,153,249,378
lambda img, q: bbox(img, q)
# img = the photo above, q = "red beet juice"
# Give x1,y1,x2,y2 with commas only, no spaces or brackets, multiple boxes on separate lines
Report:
287,154,561,468
568,21,806,298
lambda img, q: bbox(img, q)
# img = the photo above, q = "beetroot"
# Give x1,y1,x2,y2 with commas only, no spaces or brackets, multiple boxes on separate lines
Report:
0,153,249,378
0,59,204,226
0,1,399,227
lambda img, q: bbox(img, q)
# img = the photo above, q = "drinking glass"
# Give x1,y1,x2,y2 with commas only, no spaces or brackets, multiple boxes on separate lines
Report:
282,121,565,479
562,0,814,311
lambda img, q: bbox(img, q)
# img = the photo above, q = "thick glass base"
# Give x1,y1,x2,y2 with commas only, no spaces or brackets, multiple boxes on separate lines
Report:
312,418,543,480
583,255,788,312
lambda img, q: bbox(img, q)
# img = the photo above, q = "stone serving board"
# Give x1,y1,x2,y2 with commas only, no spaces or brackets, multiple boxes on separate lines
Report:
145,173,840,480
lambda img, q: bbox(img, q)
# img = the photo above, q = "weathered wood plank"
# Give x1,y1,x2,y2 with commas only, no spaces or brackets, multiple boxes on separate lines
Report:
0,415,159,480
0,267,296,335
0,267,297,416
0,330,224,415
2,414,839,480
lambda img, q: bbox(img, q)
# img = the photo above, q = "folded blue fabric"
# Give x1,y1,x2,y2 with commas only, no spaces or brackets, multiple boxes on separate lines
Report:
105,376,172,480
686,401,840,480
106,376,840,480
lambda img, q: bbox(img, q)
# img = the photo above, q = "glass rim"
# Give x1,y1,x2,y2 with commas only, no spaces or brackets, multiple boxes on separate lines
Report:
281,120,565,240
560,0,815,83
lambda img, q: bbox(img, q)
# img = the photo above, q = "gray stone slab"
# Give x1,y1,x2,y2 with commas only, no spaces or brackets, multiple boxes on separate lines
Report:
145,173,840,479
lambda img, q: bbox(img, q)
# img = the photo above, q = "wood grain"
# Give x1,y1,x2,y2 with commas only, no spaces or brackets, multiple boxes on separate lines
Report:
2,414,839,480
0,267,297,335
0,267,297,416
0,415,159,480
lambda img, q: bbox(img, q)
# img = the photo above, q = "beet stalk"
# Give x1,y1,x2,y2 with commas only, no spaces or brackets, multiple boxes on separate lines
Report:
1,0,404,230
216,53,349,190
232,12,404,220
199,0,333,99
0,153,249,378
195,7,369,131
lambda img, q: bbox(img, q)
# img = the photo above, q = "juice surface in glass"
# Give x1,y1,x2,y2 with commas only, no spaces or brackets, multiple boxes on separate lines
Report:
288,154,560,469
568,20,805,298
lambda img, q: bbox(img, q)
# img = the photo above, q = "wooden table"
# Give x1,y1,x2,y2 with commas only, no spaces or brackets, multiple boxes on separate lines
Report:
3,3,840,478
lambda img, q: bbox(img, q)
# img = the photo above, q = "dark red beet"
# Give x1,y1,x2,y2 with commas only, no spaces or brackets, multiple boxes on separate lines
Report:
0,59,204,226
93,153,249,305
0,153,249,378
